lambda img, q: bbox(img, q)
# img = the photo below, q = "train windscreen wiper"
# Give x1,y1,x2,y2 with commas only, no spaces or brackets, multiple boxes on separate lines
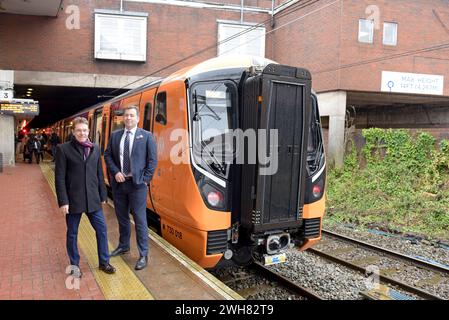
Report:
195,93,221,121
201,140,225,174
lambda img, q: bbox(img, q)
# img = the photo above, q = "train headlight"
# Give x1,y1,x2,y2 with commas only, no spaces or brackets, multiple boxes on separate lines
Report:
200,182,226,209
207,190,224,207
312,184,322,198
305,171,325,203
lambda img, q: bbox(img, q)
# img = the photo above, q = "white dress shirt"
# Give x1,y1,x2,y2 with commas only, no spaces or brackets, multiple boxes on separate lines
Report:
119,126,137,176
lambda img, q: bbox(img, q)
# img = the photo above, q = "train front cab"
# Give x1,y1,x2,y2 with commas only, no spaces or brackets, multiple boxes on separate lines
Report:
148,62,326,269
225,64,327,267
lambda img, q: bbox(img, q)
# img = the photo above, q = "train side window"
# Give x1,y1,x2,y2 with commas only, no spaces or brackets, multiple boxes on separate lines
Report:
111,109,124,132
155,92,167,125
143,102,152,131
64,122,73,142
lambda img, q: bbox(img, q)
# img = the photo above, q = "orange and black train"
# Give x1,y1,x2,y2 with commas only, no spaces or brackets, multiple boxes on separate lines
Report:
51,56,326,269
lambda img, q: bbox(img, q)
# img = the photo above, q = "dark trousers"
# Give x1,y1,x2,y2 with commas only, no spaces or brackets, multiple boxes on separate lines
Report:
66,209,110,267
112,180,149,257
52,145,57,161
29,150,39,164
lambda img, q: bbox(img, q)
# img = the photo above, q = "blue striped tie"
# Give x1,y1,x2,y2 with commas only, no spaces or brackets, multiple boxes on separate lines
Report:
123,131,131,175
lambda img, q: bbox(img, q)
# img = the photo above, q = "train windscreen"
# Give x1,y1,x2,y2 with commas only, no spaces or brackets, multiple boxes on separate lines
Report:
190,81,237,179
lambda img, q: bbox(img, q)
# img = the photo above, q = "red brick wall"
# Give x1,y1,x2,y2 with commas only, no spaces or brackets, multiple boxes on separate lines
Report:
268,0,342,92
339,0,449,95
271,0,449,95
0,0,269,77
3,0,449,95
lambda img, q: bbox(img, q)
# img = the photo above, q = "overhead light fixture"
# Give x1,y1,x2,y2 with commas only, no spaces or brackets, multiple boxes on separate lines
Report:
27,88,33,91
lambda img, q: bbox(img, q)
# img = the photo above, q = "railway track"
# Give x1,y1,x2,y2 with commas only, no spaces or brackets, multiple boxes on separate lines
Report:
306,229,449,300
212,263,324,300
322,229,449,273
250,262,323,300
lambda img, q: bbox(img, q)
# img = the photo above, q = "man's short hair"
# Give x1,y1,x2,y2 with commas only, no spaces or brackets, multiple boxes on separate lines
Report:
73,116,88,127
124,105,139,117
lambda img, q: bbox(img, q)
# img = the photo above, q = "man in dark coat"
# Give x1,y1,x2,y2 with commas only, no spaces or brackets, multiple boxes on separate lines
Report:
26,133,41,164
104,106,157,270
49,130,61,162
55,117,115,277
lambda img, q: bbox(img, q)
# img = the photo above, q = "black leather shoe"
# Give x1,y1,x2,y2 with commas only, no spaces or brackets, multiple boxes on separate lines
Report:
135,256,148,270
99,263,116,274
110,247,130,257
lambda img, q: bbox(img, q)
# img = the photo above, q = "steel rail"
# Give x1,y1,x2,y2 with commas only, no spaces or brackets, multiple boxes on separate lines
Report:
250,262,324,300
307,247,444,300
322,229,449,274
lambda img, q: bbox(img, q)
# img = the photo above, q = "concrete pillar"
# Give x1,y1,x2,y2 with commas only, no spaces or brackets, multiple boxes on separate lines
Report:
0,115,15,167
0,70,14,89
316,91,347,168
0,70,15,167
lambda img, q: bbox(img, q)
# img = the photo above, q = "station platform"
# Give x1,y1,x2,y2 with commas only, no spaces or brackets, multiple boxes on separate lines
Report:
0,160,242,300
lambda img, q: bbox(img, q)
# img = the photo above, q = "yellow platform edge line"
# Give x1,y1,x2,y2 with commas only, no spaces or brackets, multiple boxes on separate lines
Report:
148,229,244,300
39,161,154,300
107,199,243,300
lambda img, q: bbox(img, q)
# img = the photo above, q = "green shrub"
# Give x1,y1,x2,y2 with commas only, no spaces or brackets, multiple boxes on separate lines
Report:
326,129,449,240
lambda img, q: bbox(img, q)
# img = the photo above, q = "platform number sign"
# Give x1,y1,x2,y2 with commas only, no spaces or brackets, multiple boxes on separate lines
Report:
0,90,13,101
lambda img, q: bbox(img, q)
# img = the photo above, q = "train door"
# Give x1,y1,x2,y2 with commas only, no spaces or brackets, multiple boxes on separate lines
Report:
101,104,111,185
88,111,94,135
92,108,103,147
63,120,73,142
150,87,175,217
139,88,158,212
101,103,111,153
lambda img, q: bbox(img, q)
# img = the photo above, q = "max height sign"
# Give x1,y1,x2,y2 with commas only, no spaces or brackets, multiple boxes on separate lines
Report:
381,71,444,95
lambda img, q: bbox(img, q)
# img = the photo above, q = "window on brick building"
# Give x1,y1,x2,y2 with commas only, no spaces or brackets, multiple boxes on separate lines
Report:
358,19,374,43
383,22,398,46
94,11,147,62
217,22,265,57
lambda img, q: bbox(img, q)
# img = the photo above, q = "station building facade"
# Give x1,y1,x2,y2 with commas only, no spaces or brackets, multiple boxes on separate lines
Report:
1,0,449,167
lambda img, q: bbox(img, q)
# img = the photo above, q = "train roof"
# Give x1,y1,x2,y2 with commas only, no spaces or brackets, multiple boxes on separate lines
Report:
109,55,276,103
164,55,277,81
53,55,277,123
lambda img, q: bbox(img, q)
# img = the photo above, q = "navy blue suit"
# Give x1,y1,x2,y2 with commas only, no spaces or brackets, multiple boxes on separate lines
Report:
104,128,157,257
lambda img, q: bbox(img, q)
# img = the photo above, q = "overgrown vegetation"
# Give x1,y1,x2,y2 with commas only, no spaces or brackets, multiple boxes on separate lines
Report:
325,128,449,240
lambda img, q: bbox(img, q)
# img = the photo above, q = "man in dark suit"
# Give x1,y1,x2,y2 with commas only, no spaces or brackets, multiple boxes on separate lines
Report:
104,106,157,270
55,117,116,277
